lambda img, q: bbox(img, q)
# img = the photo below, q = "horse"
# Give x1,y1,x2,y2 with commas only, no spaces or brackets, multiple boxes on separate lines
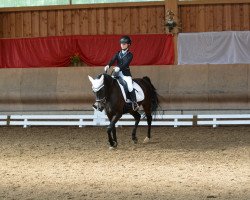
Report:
88,73,159,149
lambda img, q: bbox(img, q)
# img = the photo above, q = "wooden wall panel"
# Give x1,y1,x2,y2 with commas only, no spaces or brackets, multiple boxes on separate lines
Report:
113,8,122,35
31,11,40,37
242,4,250,30
139,7,148,34
39,11,47,37
9,13,16,37
196,5,205,32
79,9,89,35
15,12,23,37
56,10,64,36
156,6,165,33
63,10,71,36
148,7,157,33
232,4,241,30
223,4,232,30
23,12,32,37
97,9,105,34
0,14,3,37
121,8,130,34
71,10,80,35
184,6,191,32
106,8,114,34
189,5,196,31
213,5,223,31
89,9,97,35
205,5,214,32
130,7,140,34
2,13,10,38
0,2,250,38
179,3,250,32
48,11,56,36
0,4,165,38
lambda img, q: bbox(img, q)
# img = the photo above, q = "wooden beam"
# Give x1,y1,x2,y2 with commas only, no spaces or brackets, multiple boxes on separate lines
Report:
165,0,178,64
178,0,250,6
0,1,164,12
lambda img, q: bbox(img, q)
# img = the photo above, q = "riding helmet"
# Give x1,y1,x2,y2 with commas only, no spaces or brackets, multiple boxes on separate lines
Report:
120,36,132,45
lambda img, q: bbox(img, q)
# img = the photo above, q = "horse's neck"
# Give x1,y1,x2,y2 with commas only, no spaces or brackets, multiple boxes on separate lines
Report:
105,77,123,101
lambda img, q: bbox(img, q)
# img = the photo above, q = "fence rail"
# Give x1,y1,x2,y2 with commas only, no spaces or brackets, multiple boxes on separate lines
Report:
0,115,8,126
1,112,250,128
197,114,250,127
1,111,193,128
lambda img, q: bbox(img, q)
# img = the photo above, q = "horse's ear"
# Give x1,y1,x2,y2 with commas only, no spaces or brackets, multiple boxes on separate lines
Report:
100,75,104,83
88,75,94,84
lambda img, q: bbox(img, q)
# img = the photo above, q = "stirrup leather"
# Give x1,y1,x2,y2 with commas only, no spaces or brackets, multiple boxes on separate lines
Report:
132,102,139,111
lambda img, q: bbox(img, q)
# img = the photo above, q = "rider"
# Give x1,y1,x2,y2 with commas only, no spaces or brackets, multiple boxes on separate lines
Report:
92,35,139,111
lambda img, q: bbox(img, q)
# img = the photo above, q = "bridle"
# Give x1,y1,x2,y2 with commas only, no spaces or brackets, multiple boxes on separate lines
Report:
92,83,107,105
91,73,114,106
95,96,106,104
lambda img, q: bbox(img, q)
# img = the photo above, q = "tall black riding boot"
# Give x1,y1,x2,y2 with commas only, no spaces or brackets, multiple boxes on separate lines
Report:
129,89,139,111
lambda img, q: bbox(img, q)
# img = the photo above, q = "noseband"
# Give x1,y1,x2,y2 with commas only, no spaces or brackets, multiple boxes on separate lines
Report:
95,96,106,104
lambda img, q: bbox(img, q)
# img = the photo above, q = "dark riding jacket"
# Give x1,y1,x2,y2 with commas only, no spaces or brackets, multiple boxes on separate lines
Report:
108,50,133,76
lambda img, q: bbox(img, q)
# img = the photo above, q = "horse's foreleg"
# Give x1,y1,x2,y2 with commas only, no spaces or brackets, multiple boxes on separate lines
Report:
112,127,117,147
130,111,141,144
107,114,122,148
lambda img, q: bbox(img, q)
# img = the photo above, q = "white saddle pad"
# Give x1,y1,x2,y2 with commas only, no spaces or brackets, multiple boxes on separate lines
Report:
117,80,145,103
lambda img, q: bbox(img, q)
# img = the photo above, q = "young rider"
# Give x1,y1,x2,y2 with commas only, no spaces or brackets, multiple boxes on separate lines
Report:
106,36,139,111
93,35,139,111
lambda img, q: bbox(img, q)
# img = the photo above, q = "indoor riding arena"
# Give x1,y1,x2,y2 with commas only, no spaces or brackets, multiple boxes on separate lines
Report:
0,0,250,200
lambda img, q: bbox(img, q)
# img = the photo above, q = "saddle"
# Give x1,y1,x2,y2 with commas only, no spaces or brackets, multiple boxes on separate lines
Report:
116,76,144,103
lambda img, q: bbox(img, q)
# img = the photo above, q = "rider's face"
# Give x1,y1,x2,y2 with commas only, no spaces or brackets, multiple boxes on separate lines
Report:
121,43,129,50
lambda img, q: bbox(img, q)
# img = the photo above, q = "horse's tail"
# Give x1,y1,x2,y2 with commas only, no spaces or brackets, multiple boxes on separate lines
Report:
142,76,160,113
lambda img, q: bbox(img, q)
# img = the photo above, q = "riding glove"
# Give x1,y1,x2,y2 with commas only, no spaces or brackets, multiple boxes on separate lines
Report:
114,67,120,72
104,65,109,72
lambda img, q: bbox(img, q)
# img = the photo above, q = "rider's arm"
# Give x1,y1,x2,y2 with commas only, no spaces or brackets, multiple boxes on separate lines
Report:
108,52,118,67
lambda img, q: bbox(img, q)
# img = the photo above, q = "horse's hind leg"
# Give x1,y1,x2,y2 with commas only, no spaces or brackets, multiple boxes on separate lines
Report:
143,113,152,143
141,103,152,143
129,111,141,144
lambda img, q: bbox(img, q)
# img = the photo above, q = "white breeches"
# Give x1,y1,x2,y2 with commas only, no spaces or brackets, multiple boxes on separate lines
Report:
118,71,133,92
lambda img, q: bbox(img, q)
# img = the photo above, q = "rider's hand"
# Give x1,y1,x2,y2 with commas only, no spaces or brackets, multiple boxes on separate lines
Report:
113,67,120,72
104,65,109,72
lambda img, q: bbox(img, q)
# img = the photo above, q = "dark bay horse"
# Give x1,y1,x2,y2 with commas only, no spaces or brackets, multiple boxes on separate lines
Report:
88,73,159,149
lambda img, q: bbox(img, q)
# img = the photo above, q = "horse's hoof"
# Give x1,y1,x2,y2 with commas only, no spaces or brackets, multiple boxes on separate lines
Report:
143,137,150,143
132,138,138,144
109,146,117,150
113,141,118,147
108,141,117,150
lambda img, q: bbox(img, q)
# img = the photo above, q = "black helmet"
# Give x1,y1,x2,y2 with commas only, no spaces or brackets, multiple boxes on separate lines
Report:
120,36,132,45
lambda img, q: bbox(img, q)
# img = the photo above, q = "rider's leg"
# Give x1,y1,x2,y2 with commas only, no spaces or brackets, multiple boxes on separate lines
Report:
123,75,139,111
129,89,139,111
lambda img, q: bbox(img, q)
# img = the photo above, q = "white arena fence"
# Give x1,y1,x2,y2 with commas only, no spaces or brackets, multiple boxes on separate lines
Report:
1,112,250,128
0,115,8,126
0,111,193,128
197,114,250,128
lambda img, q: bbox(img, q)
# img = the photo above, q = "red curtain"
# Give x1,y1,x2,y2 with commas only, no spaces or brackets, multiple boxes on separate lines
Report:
0,34,174,68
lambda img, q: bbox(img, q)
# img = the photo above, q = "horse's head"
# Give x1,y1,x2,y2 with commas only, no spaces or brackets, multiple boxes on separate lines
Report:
88,73,110,110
